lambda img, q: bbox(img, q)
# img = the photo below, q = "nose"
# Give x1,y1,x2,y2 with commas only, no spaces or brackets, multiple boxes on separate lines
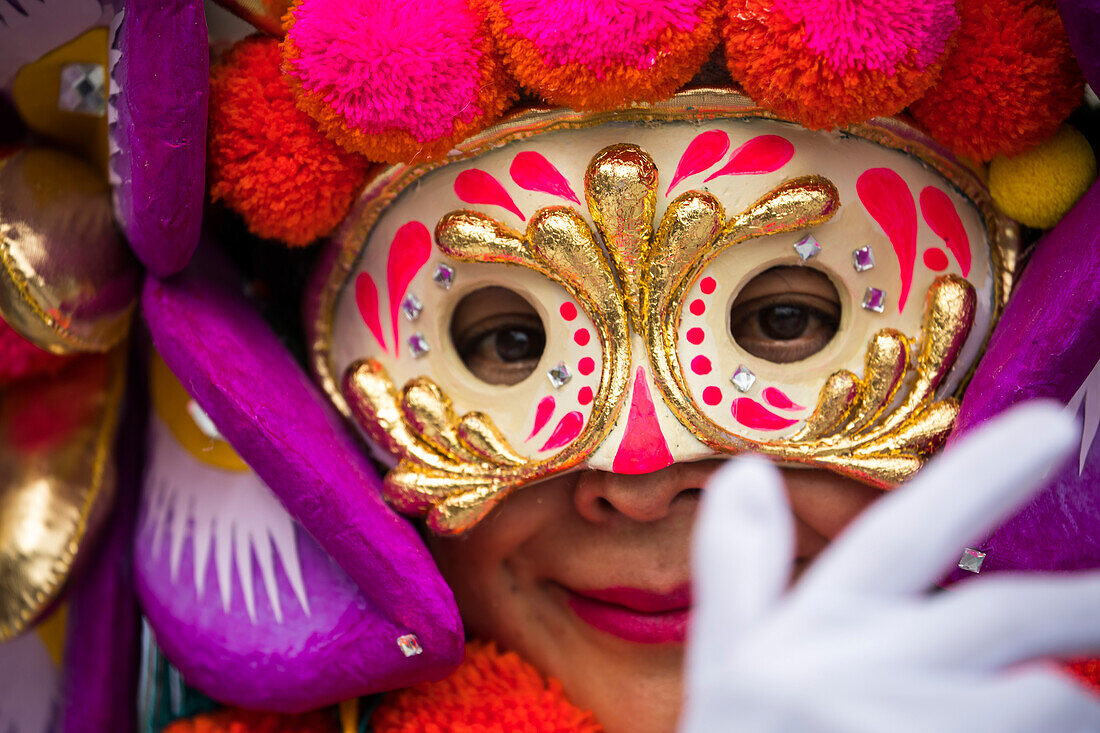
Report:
573,463,709,524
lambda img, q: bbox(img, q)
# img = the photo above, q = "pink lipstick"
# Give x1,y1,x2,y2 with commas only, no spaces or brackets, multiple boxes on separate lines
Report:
564,585,692,644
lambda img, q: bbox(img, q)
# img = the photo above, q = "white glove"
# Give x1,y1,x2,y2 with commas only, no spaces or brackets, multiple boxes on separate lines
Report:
681,402,1100,733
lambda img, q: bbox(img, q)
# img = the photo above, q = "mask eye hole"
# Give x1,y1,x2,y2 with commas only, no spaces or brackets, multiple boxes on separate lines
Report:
729,266,840,364
450,286,546,386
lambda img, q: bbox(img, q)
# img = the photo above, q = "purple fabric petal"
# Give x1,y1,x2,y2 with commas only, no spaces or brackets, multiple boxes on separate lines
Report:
141,256,463,698
111,0,207,277
1058,0,1100,90
949,181,1100,577
63,345,145,733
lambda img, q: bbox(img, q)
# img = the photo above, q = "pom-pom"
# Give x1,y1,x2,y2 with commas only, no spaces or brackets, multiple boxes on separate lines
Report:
989,126,1097,229
372,641,601,732
0,318,73,387
282,0,517,164
163,709,338,733
478,0,721,110
208,36,371,247
908,0,1084,162
722,0,957,129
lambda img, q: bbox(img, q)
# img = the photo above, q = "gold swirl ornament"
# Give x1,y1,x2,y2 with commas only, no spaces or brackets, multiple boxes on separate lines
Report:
0,348,126,641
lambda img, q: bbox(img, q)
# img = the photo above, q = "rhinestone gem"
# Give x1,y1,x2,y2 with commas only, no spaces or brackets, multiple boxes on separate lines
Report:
401,293,423,321
547,362,572,389
793,234,821,261
407,333,430,358
852,245,876,272
730,365,756,392
396,634,423,657
432,264,455,290
958,548,986,574
861,287,886,313
58,63,107,116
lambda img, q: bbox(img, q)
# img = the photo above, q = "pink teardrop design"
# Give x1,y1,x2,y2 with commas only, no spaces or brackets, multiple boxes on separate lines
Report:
762,387,804,411
454,169,526,221
387,222,432,357
612,368,674,474
704,135,794,182
858,168,917,312
920,186,971,277
732,398,799,431
527,396,556,441
666,130,730,196
355,273,387,354
539,411,584,452
510,152,580,204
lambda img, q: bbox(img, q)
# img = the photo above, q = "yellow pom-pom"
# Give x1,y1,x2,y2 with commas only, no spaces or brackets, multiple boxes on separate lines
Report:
989,126,1097,229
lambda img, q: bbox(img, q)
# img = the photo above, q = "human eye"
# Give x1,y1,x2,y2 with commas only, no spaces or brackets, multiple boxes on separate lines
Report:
729,267,840,364
450,287,546,385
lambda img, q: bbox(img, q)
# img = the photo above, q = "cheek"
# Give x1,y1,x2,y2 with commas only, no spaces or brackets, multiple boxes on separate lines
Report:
781,468,883,541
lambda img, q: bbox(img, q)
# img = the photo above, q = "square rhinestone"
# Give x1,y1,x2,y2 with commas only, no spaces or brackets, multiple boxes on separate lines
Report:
401,293,423,321
407,333,430,358
547,362,572,389
793,234,821,261
852,245,876,272
861,287,886,313
730,365,756,392
58,63,107,116
396,634,423,657
958,548,986,574
432,264,455,290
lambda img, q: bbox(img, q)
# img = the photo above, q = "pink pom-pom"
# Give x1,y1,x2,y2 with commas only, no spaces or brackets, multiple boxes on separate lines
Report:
283,0,517,163
481,0,720,109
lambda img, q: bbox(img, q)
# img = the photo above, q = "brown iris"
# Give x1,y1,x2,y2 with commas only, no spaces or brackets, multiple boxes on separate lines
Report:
451,286,546,385
730,266,840,363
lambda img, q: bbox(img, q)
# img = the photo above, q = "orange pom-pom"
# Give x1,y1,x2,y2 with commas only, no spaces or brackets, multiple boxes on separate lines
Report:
282,0,518,165
909,0,1084,162
372,641,602,732
163,709,338,733
477,0,720,111
722,0,957,130
208,36,371,247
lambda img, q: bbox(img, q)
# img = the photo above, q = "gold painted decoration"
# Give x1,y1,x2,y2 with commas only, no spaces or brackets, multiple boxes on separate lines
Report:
0,347,126,640
0,148,139,355
585,144,658,333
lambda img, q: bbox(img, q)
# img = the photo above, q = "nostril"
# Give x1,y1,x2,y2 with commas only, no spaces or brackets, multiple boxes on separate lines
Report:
675,487,703,504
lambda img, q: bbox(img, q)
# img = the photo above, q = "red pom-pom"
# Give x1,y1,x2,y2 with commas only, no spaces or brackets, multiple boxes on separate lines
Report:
909,0,1084,162
722,0,957,130
0,318,72,387
479,0,721,110
208,36,372,247
372,641,601,732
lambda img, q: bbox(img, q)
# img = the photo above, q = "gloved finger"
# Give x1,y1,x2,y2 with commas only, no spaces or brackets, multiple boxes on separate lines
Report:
688,456,793,668
796,402,1077,599
899,573,1100,671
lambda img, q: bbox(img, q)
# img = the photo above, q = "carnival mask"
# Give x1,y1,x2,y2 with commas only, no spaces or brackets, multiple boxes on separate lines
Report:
310,91,1016,534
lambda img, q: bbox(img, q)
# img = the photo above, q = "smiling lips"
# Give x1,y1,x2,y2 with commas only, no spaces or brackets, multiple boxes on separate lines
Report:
565,585,692,644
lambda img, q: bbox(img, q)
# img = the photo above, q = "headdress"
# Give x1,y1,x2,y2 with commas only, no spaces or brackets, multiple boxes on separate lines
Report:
0,0,1097,716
